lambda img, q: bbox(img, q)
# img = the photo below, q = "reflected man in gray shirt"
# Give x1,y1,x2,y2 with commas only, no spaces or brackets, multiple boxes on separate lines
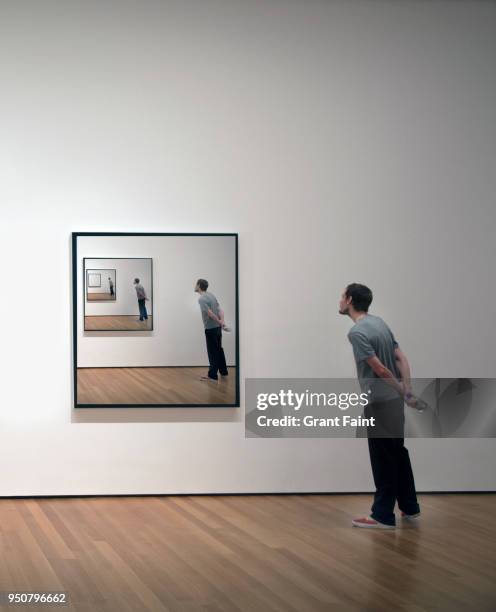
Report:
134,278,148,321
195,278,228,381
108,277,114,297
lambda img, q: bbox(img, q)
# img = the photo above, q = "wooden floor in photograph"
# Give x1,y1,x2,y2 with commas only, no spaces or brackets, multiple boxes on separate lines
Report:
77,366,237,404
84,315,153,331
86,293,115,301
0,494,494,611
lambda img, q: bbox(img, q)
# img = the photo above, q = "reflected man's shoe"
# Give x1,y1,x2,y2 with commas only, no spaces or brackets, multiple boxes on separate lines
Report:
352,516,395,529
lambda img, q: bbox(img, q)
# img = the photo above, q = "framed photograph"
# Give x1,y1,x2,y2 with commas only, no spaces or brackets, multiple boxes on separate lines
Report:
72,232,239,408
84,260,151,330
87,273,101,288
86,268,117,302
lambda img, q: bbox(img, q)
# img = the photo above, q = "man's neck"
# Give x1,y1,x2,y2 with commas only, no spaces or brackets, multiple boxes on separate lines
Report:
350,310,368,323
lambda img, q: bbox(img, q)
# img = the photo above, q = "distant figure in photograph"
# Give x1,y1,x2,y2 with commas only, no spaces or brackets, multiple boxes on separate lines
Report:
108,277,114,297
195,278,228,381
339,283,421,529
134,278,148,321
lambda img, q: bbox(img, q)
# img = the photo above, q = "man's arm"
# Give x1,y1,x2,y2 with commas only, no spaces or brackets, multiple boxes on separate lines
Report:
349,330,404,396
394,347,412,395
207,308,224,326
207,308,221,324
365,355,404,396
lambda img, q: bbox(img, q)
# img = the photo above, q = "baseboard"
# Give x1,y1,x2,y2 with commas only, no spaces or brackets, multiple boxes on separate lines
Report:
77,365,237,369
1,490,494,499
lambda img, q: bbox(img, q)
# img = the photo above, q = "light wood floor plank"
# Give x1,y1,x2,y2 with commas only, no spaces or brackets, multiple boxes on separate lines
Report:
77,367,237,405
0,495,494,611
84,315,152,331
87,294,115,301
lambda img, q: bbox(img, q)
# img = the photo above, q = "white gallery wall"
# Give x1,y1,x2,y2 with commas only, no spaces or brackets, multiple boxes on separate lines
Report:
0,0,495,495
78,236,237,366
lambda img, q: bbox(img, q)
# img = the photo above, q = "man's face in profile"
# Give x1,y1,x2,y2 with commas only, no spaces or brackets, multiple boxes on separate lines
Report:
338,289,351,315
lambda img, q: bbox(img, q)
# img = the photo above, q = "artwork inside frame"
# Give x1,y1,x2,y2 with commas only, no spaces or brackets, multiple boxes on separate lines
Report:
86,269,116,301
84,260,148,328
73,232,239,408
87,273,101,288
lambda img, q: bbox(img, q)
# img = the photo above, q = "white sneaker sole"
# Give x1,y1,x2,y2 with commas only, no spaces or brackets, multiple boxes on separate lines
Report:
402,513,421,520
352,520,395,529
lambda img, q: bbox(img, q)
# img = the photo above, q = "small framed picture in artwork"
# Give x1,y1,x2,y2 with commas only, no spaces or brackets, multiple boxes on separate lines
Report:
87,272,101,288
86,268,117,302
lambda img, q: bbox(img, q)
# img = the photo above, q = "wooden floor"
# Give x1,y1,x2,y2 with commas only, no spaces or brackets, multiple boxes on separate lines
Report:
84,315,153,331
0,494,494,611
87,293,115,301
77,367,237,404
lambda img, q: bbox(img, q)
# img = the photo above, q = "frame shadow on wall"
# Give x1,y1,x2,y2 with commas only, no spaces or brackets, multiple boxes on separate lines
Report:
71,232,240,416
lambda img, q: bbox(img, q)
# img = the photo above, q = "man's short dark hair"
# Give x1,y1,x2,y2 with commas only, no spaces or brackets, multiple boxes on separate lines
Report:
197,278,209,291
134,278,140,283
345,283,373,312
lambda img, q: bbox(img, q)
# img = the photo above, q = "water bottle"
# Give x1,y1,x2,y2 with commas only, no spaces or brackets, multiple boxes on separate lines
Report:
405,392,429,412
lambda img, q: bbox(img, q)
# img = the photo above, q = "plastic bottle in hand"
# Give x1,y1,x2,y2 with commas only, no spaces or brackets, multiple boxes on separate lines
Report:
405,391,429,412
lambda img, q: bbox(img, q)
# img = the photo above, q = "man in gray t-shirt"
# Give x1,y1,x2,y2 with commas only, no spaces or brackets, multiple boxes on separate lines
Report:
195,278,228,381
339,283,420,529
133,278,148,321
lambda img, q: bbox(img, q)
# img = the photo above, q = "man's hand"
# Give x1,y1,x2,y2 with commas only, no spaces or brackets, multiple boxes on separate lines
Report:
403,389,419,408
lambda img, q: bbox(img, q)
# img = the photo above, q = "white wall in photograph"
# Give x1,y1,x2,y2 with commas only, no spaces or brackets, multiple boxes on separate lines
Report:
0,0,495,496
77,236,236,367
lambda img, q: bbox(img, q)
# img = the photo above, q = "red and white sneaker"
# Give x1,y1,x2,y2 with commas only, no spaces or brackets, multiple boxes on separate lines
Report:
352,516,395,529
400,511,421,520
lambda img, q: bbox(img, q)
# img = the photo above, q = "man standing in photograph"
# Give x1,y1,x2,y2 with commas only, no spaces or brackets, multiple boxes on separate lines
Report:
195,278,228,381
134,278,148,321
339,283,421,529
108,276,114,297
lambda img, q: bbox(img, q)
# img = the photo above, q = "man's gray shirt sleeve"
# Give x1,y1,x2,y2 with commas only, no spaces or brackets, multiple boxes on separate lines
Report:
390,331,399,349
348,330,376,363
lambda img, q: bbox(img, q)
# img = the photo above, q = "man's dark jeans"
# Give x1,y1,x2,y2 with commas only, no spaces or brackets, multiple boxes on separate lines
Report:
205,326,228,380
365,396,420,526
138,299,148,320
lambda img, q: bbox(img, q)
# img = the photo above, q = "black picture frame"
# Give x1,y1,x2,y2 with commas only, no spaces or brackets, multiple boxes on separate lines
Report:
83,258,152,331
72,232,240,408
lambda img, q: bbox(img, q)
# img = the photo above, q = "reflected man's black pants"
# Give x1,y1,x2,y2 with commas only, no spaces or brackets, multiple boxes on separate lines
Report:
138,299,148,320
365,397,420,526
205,326,228,380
